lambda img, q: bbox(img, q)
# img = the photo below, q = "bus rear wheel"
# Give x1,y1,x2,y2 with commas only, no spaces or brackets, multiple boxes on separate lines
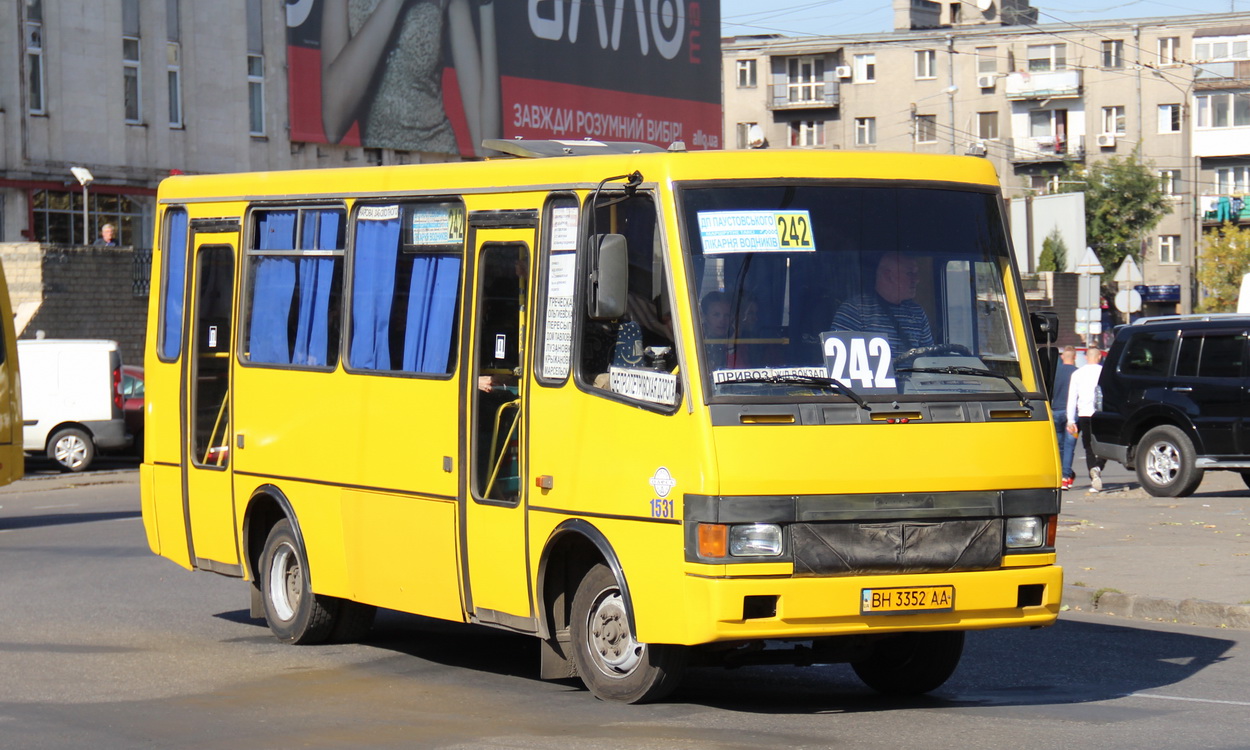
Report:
259,519,337,645
569,564,687,704
851,630,964,695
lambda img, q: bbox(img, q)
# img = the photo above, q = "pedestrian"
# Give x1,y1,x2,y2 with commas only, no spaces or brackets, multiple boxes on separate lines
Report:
1051,345,1078,489
93,223,118,246
1066,346,1106,492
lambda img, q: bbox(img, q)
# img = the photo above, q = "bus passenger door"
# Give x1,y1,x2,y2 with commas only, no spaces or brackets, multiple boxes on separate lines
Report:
182,230,239,571
463,235,533,625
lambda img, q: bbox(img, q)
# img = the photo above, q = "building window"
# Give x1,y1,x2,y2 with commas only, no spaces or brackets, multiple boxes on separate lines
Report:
915,49,936,79
247,0,265,136
1158,235,1179,265
1216,166,1250,194
977,111,999,140
976,46,997,74
1195,37,1250,62
915,114,937,143
1027,43,1066,72
123,38,142,122
736,122,760,149
248,55,265,135
25,1,44,114
1158,170,1181,198
1158,36,1180,66
949,2,960,24
787,56,825,103
736,58,757,88
31,190,145,246
853,53,875,83
854,117,876,146
1157,103,1181,133
790,120,824,147
167,0,182,128
1196,92,1250,129
1101,39,1124,69
1102,106,1126,135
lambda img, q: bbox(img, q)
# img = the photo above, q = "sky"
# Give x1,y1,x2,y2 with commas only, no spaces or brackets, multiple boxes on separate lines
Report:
720,0,1246,38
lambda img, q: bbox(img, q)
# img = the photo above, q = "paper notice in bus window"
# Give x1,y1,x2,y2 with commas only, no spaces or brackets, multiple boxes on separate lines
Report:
409,203,466,245
697,210,816,254
541,252,576,379
551,206,578,251
609,367,678,406
358,205,400,221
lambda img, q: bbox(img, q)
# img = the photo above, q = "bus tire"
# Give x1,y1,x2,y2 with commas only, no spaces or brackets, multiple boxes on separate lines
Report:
48,427,94,472
259,519,336,645
851,630,964,696
568,563,687,704
329,600,377,644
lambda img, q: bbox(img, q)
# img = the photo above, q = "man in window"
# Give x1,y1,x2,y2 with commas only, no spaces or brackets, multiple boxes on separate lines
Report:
830,251,934,356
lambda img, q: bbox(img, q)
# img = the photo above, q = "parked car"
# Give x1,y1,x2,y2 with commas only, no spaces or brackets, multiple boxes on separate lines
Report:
1091,314,1250,497
121,365,144,454
17,339,132,472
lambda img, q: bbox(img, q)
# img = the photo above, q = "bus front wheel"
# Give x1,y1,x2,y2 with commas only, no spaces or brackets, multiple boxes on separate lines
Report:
259,519,337,645
568,564,687,703
851,630,964,695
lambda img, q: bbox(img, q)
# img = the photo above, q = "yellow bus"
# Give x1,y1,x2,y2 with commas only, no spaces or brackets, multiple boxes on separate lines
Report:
141,141,1062,703
0,262,22,486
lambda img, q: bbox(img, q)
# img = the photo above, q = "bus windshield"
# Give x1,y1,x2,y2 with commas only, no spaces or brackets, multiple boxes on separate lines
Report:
680,183,1025,401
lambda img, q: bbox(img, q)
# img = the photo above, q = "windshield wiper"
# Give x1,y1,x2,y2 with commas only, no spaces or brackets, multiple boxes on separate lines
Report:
721,373,870,411
895,365,1033,408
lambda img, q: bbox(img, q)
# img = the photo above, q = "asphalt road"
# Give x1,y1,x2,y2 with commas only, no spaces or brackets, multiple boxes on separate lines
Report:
2,469,1248,749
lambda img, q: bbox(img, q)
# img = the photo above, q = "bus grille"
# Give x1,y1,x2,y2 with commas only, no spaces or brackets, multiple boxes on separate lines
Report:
791,519,1003,576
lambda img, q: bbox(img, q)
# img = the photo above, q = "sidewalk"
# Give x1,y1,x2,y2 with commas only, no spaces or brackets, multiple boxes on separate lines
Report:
1058,454,1250,629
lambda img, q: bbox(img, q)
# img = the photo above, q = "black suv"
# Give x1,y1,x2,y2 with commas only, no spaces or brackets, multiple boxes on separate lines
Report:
1091,314,1250,497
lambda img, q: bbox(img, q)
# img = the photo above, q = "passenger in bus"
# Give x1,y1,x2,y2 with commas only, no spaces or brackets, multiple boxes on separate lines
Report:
830,251,933,356
701,291,733,369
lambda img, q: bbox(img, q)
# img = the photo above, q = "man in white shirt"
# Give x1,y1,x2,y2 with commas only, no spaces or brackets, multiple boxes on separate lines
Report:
1067,346,1106,492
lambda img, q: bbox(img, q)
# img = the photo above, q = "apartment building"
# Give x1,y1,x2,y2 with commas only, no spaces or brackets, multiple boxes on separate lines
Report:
723,0,1250,314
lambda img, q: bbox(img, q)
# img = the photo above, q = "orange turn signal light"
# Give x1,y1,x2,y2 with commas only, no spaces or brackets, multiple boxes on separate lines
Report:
698,523,728,558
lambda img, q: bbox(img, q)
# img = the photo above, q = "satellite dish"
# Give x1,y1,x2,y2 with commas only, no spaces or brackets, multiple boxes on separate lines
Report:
747,124,766,149
976,0,993,11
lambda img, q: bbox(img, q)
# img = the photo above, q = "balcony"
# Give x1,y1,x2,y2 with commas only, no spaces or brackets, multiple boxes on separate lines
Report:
1004,69,1082,101
1006,134,1085,164
1194,60,1250,91
1201,194,1250,224
768,80,841,111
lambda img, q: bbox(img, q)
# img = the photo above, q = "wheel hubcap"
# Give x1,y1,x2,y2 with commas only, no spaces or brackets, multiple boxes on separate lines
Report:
588,590,642,675
1145,441,1180,485
268,542,301,622
54,436,88,469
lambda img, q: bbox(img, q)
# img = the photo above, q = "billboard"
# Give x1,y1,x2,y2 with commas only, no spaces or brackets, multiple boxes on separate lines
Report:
286,0,722,158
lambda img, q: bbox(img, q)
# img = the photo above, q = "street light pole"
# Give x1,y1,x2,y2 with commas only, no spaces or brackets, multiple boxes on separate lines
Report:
70,167,94,245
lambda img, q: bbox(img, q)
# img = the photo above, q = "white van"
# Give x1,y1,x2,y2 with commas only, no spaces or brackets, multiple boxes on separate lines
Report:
17,339,132,471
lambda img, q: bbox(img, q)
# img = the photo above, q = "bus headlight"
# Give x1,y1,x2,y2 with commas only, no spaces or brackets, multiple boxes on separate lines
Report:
1005,516,1044,549
729,524,783,556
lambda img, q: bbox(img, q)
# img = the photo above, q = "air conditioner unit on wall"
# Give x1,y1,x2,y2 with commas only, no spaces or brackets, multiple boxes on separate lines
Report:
1096,133,1117,147
966,141,987,156
976,74,996,89
835,65,852,78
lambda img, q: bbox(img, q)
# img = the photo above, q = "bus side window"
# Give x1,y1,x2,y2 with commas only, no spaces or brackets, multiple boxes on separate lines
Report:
578,193,679,409
243,207,345,368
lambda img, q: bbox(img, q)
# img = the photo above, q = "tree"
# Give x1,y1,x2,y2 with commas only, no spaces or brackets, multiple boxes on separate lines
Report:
1037,227,1067,272
1055,148,1170,284
1196,222,1250,312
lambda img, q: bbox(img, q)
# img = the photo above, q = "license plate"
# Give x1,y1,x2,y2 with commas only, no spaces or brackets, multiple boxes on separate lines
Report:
861,585,955,614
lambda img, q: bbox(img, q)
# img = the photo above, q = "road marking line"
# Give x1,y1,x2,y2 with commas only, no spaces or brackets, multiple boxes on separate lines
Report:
1132,692,1250,707
33,504,80,510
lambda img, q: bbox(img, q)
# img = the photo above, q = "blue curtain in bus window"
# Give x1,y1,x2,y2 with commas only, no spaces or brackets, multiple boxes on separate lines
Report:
292,210,342,366
249,210,298,364
350,215,401,370
401,254,460,373
159,208,189,359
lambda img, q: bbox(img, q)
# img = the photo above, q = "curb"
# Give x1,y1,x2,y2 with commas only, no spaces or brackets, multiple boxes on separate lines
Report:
1063,584,1250,630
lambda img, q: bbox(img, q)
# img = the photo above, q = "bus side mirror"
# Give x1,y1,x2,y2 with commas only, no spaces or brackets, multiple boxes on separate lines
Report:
1030,311,1059,345
588,233,628,320
1030,311,1060,399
